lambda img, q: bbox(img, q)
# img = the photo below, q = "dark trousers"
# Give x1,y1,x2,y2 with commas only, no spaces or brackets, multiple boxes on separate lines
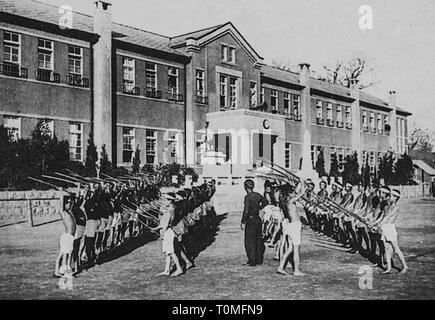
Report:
244,216,264,266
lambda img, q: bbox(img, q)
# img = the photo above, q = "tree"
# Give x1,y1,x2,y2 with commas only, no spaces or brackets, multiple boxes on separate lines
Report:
315,148,327,177
408,127,433,152
317,53,380,89
271,60,299,73
342,152,360,185
330,153,339,181
85,134,98,177
379,151,395,185
99,144,113,176
394,153,414,185
132,145,141,174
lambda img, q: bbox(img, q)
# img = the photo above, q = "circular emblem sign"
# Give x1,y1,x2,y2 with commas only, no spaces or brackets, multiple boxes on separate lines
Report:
263,119,270,129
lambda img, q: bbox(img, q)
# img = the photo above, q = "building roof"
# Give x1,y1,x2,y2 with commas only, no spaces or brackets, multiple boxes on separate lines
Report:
261,65,301,85
0,0,412,116
0,0,184,56
413,159,435,176
262,64,411,115
169,23,225,47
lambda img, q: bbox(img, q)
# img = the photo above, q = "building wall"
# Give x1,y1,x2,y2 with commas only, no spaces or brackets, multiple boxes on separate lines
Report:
0,21,410,172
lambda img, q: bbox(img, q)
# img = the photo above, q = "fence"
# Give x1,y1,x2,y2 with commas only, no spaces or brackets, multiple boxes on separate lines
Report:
399,183,432,199
0,190,64,227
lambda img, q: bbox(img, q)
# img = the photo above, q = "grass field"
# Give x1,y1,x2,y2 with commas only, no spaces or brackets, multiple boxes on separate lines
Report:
0,198,434,300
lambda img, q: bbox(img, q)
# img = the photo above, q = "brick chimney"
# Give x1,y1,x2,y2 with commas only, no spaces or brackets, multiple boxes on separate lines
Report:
93,1,113,163
388,90,397,152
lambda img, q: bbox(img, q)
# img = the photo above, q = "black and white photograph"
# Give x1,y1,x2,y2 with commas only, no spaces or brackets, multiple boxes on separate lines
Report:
0,0,434,304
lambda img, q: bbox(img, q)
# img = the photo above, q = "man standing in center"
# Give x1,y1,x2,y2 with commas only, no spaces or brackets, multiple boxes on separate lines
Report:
241,179,268,266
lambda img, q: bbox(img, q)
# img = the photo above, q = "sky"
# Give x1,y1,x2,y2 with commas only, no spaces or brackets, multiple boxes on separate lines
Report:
41,0,435,133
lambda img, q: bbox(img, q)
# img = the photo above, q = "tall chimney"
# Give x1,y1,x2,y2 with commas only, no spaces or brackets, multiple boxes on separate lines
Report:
350,79,362,167
299,63,316,178
388,91,397,152
93,1,113,163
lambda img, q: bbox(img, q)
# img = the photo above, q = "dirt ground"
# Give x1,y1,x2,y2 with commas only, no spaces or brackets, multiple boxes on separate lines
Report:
0,199,434,300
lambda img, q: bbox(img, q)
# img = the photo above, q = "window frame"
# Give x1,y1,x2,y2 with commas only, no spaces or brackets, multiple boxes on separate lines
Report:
270,90,278,110
285,142,291,169
122,127,135,164
168,67,179,95
3,115,21,141
37,38,54,70
3,31,21,65
145,129,157,165
196,69,205,98
69,122,83,162
68,45,83,75
219,75,228,109
250,81,258,108
145,62,157,90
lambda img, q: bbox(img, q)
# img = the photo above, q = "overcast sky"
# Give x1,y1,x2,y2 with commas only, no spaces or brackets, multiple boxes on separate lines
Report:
42,0,435,132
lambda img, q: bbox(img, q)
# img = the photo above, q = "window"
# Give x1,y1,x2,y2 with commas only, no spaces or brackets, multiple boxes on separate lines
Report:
122,57,135,88
316,100,323,119
362,150,368,164
166,131,178,161
250,82,257,108
3,116,21,141
362,111,368,128
69,123,82,161
270,90,278,110
122,127,135,164
39,119,54,138
369,151,375,173
283,93,290,114
3,31,20,64
219,75,227,109
377,114,382,133
377,152,382,167
229,77,237,109
145,62,157,89
229,47,236,63
221,45,228,61
260,87,265,104
369,112,375,129
145,130,157,164
196,69,205,98
338,148,344,171
337,105,342,122
168,67,178,95
221,44,235,63
38,39,53,70
326,103,333,120
285,143,291,168
345,106,351,123
384,114,389,126
293,95,300,117
68,45,82,75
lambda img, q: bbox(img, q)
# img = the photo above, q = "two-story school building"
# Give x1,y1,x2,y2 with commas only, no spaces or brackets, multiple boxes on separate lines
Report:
0,0,411,177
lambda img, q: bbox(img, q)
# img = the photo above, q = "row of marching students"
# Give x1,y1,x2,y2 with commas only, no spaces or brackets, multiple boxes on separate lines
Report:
54,179,161,278
302,180,408,275
156,180,217,277
260,179,408,275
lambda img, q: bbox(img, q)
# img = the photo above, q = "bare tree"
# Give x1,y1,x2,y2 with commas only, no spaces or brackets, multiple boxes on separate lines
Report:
408,127,434,152
271,60,299,73
319,54,380,89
